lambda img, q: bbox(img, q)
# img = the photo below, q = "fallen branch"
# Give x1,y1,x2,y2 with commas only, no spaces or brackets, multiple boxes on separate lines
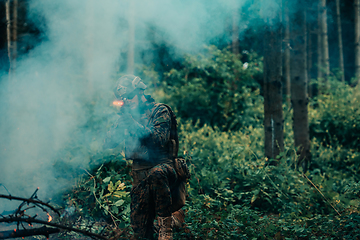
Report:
0,226,60,239
302,173,341,216
0,217,108,240
1,189,111,239
0,194,60,216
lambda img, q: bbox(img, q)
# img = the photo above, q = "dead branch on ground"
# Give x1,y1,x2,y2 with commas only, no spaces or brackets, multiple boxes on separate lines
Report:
0,188,110,239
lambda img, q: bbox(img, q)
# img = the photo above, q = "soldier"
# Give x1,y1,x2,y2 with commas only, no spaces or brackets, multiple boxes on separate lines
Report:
104,75,185,240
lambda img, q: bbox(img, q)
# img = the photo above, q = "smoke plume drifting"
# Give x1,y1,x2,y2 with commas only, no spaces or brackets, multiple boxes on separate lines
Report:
0,0,280,206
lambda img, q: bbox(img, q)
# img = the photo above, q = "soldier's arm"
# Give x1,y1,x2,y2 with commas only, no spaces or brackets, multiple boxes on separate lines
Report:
142,105,171,147
103,116,128,150
121,105,171,147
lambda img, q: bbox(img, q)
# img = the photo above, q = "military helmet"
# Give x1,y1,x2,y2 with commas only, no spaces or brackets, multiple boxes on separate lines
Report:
114,75,147,99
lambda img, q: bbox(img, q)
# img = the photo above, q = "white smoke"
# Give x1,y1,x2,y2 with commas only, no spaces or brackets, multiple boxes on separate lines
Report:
0,0,127,201
0,0,281,205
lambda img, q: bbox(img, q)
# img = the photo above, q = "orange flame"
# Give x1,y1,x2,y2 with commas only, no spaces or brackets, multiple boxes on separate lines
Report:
112,100,124,107
47,213,52,222
14,229,16,232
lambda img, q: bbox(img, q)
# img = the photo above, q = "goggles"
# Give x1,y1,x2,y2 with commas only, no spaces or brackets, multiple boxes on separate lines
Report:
120,90,137,101
112,90,138,108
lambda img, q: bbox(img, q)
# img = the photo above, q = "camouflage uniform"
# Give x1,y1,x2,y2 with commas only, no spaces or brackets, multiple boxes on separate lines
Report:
131,163,178,239
105,101,178,239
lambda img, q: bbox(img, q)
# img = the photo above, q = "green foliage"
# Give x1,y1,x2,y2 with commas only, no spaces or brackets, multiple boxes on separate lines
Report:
64,157,132,228
54,49,360,239
180,120,357,214
175,119,360,239
61,102,360,239
309,79,360,151
157,45,263,131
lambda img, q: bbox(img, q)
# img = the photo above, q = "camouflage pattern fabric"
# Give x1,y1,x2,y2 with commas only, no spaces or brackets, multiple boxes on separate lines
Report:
104,102,173,171
131,163,177,240
129,103,173,171
104,101,181,239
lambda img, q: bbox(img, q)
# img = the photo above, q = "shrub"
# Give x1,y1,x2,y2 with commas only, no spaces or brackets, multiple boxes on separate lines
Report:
309,79,360,151
155,45,264,131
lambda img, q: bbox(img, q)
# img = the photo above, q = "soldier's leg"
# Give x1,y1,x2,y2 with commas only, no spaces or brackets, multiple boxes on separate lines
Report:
130,174,156,239
147,164,177,240
131,164,177,239
147,163,177,217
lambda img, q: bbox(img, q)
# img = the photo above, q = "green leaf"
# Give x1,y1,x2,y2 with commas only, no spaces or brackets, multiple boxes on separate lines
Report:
103,177,111,183
115,199,125,206
118,222,126,228
111,205,119,214
108,181,115,192
251,194,258,204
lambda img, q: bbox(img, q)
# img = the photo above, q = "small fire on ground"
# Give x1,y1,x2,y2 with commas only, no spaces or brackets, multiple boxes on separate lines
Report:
47,213,52,222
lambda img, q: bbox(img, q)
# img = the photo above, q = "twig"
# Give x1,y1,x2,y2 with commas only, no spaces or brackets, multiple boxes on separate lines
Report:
0,184,11,195
0,194,60,216
16,188,48,216
0,217,108,240
0,226,60,239
83,169,120,225
302,174,341,216
250,148,290,199
29,187,39,199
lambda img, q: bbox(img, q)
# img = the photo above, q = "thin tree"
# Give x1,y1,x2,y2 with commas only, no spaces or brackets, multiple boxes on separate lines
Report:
127,0,135,74
5,0,11,75
307,7,314,97
85,0,95,93
317,0,323,81
336,0,345,82
290,0,311,172
12,0,18,71
284,0,291,107
355,0,360,84
321,0,330,84
232,9,240,55
263,1,284,161
232,8,240,82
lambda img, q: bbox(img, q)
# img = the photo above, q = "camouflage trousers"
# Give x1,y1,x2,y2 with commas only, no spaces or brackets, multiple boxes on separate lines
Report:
130,163,178,240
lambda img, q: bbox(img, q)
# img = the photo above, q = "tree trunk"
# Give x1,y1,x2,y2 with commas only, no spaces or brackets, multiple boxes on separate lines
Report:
127,0,135,74
321,0,330,83
12,0,18,71
232,9,240,81
263,6,284,161
290,0,311,172
0,227,60,239
232,9,239,55
355,0,360,84
85,0,95,93
5,0,11,75
317,1,323,81
307,14,313,97
284,0,291,107
336,0,345,82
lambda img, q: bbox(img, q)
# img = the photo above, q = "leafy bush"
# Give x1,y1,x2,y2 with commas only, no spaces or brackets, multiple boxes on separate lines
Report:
309,79,360,151
65,156,132,227
62,117,359,239
60,105,360,239
155,45,264,131
179,120,356,214
53,49,360,239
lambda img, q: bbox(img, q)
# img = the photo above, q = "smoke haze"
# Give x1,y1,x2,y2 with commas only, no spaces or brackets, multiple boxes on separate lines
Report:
0,0,281,207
